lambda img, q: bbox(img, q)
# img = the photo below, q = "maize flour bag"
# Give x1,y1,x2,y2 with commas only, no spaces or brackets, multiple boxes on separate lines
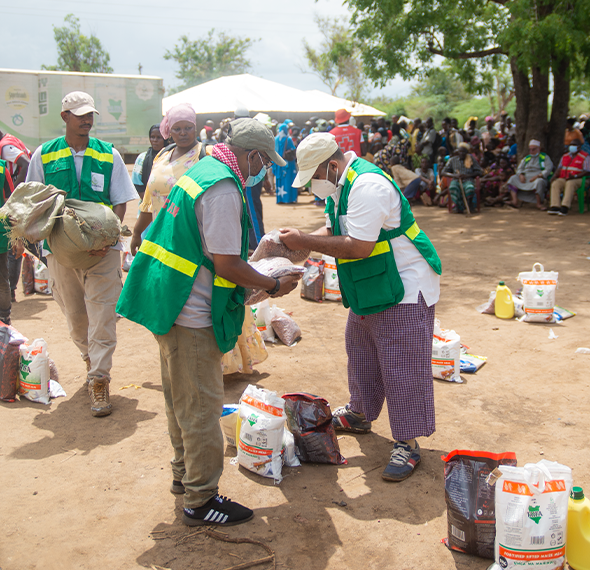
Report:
495,460,572,570
517,263,558,323
18,339,50,404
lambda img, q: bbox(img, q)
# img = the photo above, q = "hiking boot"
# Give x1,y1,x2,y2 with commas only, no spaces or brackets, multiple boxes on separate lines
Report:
382,441,421,482
547,206,560,215
11,290,16,302
183,494,254,527
558,206,569,216
332,404,372,433
88,377,112,417
170,480,185,495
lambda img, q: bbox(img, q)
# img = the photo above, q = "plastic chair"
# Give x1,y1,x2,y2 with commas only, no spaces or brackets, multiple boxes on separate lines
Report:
576,176,589,213
446,177,481,213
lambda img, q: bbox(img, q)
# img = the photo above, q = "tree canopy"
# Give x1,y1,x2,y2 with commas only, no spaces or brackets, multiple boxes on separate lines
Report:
302,15,368,102
346,0,590,160
42,14,113,74
165,30,257,93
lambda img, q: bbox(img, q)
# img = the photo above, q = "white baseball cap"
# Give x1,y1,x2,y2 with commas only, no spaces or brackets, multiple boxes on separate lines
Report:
61,91,100,116
293,132,339,187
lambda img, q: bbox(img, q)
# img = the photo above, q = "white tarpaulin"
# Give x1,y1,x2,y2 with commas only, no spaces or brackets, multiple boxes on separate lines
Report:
162,74,385,117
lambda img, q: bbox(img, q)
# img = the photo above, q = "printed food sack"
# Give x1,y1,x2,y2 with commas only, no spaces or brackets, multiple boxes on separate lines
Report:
237,385,286,483
251,300,276,343
517,263,558,323
18,339,50,404
432,320,462,383
322,255,341,301
220,404,239,447
442,450,517,559
33,257,51,294
495,460,572,570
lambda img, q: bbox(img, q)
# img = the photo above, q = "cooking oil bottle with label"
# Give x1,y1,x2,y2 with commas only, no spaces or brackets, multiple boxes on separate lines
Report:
567,486,590,570
494,281,514,319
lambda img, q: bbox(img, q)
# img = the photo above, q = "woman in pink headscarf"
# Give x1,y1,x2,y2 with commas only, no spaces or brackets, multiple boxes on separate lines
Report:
131,103,202,254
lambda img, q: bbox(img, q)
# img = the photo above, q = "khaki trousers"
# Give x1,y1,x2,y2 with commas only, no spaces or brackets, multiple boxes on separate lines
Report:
47,249,122,380
155,324,224,509
550,177,583,208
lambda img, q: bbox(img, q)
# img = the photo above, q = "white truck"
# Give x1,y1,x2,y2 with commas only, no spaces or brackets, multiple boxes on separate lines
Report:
0,68,164,160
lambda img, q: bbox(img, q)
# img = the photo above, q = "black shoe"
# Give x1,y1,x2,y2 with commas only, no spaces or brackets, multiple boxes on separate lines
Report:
558,206,569,216
183,494,254,527
170,480,184,495
11,290,16,302
547,206,560,215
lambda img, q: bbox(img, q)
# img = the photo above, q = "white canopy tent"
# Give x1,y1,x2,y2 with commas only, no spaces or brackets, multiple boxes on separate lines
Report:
162,74,385,121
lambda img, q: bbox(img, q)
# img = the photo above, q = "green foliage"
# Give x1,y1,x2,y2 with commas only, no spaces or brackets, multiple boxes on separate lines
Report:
165,30,257,93
302,15,368,102
42,14,113,74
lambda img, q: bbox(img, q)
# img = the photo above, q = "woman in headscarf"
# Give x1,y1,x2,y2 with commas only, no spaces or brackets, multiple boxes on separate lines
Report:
131,103,202,254
131,124,165,200
274,122,298,204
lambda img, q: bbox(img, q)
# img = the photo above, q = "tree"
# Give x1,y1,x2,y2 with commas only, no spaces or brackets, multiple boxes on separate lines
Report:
302,15,368,102
42,14,113,74
165,30,256,93
346,0,590,162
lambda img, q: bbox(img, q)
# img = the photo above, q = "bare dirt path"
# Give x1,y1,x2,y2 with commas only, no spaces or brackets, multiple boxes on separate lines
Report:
2,193,589,570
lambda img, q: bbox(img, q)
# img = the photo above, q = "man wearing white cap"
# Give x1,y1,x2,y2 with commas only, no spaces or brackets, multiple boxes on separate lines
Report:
279,133,442,482
506,139,553,209
26,91,139,417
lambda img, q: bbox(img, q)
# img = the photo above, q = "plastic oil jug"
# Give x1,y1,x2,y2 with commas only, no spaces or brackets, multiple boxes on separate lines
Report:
567,486,590,570
494,281,514,319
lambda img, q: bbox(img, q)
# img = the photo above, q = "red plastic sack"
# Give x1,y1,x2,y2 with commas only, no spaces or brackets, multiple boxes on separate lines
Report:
282,392,346,465
442,449,517,559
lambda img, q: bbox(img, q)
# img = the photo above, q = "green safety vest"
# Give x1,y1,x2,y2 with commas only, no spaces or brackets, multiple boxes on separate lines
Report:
524,152,546,170
326,158,441,316
0,160,9,253
116,156,251,353
41,136,113,205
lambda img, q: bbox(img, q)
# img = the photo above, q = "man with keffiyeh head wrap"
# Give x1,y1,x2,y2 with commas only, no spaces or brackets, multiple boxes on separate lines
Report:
117,118,302,527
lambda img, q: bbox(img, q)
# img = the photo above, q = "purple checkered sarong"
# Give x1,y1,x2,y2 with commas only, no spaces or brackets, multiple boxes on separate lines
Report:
345,293,436,441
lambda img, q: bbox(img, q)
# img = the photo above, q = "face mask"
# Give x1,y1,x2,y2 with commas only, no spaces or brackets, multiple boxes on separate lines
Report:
569,145,579,154
311,163,338,199
245,152,267,187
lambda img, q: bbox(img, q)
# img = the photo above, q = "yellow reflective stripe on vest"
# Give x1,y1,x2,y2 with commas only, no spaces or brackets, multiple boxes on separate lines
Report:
84,148,114,163
139,240,197,277
347,168,358,184
0,165,3,174
41,148,72,164
405,221,420,241
177,175,206,200
338,240,390,264
214,276,237,288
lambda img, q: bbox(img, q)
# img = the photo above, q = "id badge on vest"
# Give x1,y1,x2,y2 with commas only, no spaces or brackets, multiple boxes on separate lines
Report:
91,172,105,193
338,215,350,236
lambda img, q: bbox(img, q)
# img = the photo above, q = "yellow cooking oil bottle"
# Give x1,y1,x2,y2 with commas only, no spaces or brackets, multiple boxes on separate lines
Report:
494,281,514,319
567,486,590,570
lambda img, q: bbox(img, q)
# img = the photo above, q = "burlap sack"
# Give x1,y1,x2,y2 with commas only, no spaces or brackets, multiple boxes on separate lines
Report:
47,199,121,270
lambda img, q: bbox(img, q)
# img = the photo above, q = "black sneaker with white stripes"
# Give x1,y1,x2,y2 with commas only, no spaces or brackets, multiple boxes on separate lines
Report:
183,494,254,527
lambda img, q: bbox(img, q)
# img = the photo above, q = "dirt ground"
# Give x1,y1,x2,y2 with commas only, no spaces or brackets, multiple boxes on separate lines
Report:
2,192,589,570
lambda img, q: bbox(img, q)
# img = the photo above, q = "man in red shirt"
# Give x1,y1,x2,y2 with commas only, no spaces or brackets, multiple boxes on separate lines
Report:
548,139,590,216
0,130,30,185
330,109,366,156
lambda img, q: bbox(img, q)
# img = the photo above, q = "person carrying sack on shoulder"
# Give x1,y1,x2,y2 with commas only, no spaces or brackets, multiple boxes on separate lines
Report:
116,118,301,527
25,91,139,417
279,132,441,483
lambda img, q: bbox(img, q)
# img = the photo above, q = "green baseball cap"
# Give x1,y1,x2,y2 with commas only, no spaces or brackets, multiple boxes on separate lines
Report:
226,118,286,167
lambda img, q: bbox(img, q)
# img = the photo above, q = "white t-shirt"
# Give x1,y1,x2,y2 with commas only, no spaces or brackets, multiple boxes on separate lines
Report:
326,152,440,307
175,179,243,329
1,144,30,170
26,143,139,251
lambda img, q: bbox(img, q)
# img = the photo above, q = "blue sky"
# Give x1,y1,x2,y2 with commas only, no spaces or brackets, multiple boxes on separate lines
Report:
1,0,412,100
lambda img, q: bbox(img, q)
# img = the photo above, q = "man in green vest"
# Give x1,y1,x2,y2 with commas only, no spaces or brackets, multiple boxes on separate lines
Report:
117,118,301,527
0,159,15,325
26,91,139,417
279,132,442,483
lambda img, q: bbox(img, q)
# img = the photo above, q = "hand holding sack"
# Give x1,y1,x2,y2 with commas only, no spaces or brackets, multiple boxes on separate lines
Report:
249,229,310,264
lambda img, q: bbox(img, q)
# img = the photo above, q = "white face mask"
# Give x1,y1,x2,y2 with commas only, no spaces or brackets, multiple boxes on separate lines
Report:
311,163,338,199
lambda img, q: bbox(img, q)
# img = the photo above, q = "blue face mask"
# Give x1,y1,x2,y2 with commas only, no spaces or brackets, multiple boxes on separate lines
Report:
245,152,267,187
569,145,579,154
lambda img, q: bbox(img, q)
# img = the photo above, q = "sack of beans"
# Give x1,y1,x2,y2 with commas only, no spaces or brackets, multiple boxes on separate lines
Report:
249,230,310,263
301,257,325,302
270,305,301,346
244,257,305,305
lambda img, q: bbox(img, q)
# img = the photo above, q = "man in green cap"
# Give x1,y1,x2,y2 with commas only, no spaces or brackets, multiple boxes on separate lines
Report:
117,118,301,527
279,132,441,483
